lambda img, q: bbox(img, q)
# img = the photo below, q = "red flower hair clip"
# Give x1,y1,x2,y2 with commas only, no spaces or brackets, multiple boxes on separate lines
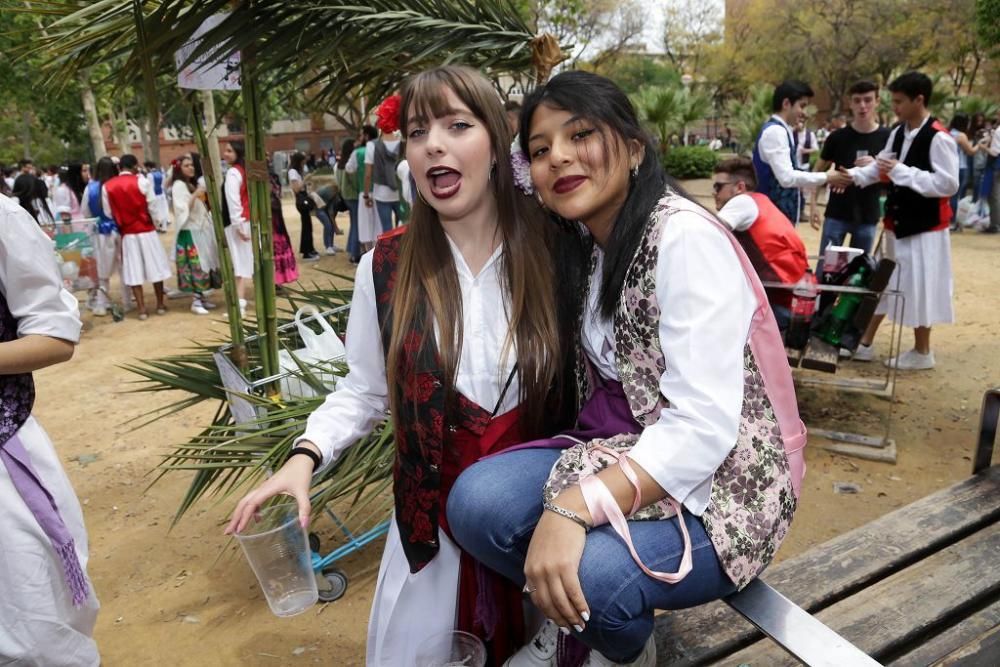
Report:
375,94,402,135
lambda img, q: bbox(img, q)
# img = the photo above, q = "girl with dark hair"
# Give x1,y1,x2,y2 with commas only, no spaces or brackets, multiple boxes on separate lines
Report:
81,157,121,316
53,162,88,221
949,113,979,227
222,140,253,317
225,65,575,665
12,173,54,224
288,151,320,260
171,154,220,314
267,164,299,286
448,71,806,666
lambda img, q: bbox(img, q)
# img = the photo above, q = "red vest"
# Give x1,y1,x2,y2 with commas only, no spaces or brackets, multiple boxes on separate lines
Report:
231,163,251,223
104,173,154,235
734,192,809,309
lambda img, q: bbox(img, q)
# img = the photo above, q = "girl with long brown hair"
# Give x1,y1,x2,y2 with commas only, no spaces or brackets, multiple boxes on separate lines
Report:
225,66,575,665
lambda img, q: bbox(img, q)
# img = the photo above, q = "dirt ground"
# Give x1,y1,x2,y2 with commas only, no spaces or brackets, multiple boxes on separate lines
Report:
32,183,999,666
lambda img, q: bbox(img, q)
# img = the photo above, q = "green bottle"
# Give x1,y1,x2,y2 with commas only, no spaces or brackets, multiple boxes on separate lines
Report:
816,264,871,346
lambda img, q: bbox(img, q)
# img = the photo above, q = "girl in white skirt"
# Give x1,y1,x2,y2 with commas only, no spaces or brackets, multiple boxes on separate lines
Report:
0,194,100,666
223,141,254,318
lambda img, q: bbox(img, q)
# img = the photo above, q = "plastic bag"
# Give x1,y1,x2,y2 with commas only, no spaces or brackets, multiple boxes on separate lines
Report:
956,195,990,230
278,305,347,400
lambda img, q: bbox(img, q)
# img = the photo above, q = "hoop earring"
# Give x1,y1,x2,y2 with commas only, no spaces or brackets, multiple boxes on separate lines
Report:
630,164,639,179
535,192,546,210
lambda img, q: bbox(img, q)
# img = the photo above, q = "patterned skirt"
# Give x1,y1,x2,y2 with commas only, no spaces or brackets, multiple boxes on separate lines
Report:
176,230,211,293
273,224,299,285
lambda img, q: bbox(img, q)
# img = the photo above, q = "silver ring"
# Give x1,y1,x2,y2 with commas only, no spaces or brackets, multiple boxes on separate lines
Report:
523,583,537,594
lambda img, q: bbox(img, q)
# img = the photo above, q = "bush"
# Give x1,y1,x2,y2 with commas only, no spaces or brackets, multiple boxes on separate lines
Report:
662,146,719,179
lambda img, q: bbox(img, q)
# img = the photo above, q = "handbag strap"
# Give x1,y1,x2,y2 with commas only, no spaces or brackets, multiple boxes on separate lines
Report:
579,445,693,584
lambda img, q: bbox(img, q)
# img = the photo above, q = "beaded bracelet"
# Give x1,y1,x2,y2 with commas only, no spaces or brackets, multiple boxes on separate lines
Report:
543,501,592,533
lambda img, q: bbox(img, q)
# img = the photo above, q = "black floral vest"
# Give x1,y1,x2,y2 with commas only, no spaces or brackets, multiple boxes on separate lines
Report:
0,289,35,444
370,229,498,573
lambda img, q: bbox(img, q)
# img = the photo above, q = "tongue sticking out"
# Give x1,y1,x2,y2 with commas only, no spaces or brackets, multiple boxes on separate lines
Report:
433,172,461,189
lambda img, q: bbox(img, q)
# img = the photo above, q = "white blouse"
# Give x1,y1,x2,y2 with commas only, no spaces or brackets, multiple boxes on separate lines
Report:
583,201,756,516
299,238,518,473
224,167,248,227
0,195,81,343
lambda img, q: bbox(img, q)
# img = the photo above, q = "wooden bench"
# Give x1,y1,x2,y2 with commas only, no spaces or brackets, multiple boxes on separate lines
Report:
654,387,1000,666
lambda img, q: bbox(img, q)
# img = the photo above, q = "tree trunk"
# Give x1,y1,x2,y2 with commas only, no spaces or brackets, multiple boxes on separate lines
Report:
138,119,151,163
21,110,31,160
79,73,107,160
199,90,224,189
147,114,161,166
112,106,130,154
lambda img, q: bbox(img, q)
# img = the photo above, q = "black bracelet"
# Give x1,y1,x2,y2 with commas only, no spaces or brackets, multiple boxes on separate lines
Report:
288,447,321,472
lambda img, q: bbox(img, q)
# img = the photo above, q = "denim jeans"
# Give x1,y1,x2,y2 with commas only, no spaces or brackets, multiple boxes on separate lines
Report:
447,448,736,662
816,216,877,274
375,200,400,232
345,198,360,259
315,209,335,249
951,169,969,223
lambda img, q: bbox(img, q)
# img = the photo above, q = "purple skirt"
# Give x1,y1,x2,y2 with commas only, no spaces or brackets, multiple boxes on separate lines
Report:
506,377,641,454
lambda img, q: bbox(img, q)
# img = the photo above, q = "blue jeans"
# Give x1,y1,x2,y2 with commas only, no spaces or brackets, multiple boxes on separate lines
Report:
951,169,969,223
447,448,736,662
816,216,877,273
375,200,400,232
315,209,335,250
345,198,360,259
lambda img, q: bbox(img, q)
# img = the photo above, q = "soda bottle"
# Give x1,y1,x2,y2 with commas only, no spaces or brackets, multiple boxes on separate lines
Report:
785,271,817,350
816,263,872,346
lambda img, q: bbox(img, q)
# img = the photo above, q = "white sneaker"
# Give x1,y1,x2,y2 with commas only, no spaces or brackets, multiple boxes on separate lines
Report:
325,246,337,256
91,306,108,317
885,349,935,370
200,299,218,310
852,343,875,362
504,620,560,666
583,634,656,667
166,287,186,299
190,300,210,315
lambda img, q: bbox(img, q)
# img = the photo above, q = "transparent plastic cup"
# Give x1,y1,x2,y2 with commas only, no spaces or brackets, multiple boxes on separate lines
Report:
414,630,486,667
234,503,318,617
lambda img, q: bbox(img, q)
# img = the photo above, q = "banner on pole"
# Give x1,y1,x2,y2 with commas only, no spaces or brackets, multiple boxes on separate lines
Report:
175,13,241,91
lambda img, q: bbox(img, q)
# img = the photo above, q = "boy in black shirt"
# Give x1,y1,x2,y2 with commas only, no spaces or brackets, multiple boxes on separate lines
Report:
812,80,890,266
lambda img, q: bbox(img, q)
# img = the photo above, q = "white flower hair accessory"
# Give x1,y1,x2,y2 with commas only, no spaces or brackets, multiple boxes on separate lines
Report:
510,141,533,196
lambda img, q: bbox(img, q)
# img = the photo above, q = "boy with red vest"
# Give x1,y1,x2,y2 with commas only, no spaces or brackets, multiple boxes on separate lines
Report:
846,71,959,370
713,157,809,331
102,154,172,320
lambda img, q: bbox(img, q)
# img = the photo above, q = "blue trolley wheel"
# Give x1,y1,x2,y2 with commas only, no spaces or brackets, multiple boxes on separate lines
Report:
317,567,348,603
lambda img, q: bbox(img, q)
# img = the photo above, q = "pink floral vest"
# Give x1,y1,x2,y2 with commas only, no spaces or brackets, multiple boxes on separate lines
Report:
588,192,807,589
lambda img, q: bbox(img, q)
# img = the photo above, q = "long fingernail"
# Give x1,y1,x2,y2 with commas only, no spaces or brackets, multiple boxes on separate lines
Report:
581,611,590,622
573,624,584,633
560,626,570,635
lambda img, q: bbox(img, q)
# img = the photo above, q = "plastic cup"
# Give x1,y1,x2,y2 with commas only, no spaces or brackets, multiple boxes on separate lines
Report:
234,503,318,617
414,630,486,667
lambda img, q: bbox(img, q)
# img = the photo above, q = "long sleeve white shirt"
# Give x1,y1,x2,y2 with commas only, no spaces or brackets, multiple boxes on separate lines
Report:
715,192,758,232
759,115,828,189
849,116,959,197
298,239,518,475
224,167,250,232
0,195,81,344
988,126,1000,158
583,201,756,516
101,170,155,221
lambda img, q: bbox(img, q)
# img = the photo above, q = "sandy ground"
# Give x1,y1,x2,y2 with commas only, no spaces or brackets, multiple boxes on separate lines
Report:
30,184,999,666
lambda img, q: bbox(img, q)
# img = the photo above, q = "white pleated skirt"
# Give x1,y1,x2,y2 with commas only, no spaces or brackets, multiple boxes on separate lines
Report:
224,224,255,278
121,230,172,287
1,416,100,666
876,228,954,328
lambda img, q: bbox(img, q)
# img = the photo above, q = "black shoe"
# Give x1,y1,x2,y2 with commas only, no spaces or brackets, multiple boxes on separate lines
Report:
303,252,321,261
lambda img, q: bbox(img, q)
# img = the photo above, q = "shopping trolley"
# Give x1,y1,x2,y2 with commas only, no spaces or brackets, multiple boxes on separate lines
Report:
214,304,391,602
40,217,99,295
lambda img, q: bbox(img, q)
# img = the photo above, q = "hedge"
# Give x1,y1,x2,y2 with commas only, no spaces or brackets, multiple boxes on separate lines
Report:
662,146,719,179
